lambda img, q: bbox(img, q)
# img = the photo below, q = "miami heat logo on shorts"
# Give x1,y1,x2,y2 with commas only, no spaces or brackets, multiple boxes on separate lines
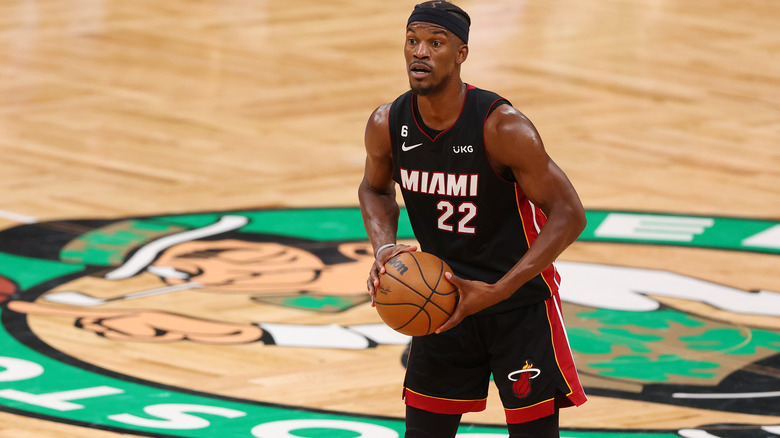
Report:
507,360,541,399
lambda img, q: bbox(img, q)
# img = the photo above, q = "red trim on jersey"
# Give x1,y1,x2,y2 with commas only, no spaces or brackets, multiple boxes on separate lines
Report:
546,294,588,408
504,397,556,424
514,185,586,416
411,84,475,143
514,187,532,247
515,191,555,300
404,388,487,415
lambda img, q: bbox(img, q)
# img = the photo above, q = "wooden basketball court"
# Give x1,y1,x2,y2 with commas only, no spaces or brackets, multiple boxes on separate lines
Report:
0,1,778,437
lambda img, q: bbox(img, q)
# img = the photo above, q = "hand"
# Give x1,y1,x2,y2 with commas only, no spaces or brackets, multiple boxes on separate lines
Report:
366,243,417,306
435,272,501,334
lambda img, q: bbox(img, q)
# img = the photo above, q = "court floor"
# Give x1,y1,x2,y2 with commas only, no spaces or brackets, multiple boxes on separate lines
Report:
0,1,778,437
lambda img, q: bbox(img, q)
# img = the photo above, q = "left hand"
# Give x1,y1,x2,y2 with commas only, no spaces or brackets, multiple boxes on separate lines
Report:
366,243,418,307
435,272,501,334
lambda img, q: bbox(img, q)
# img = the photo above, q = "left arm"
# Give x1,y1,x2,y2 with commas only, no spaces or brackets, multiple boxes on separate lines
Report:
436,105,586,333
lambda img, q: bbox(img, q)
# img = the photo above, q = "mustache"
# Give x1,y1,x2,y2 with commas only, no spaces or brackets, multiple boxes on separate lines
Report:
409,61,432,71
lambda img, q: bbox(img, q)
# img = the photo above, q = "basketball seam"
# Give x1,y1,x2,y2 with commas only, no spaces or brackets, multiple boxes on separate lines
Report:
379,272,455,315
376,253,458,334
377,272,434,333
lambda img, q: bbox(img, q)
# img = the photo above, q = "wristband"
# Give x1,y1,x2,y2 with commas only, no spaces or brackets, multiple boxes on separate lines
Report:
375,243,396,258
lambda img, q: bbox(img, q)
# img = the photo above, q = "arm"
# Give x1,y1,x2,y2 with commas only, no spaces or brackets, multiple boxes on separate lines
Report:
358,104,417,303
437,105,585,332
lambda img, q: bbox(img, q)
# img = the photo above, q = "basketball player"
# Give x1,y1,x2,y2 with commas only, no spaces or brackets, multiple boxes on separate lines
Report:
358,2,588,437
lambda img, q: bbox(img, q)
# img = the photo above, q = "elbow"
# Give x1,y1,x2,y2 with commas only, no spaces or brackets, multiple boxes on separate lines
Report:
572,205,587,238
357,178,369,199
358,178,397,212
359,177,395,199
556,198,586,240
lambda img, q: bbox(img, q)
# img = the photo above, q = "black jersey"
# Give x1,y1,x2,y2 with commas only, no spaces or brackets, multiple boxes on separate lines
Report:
389,85,560,314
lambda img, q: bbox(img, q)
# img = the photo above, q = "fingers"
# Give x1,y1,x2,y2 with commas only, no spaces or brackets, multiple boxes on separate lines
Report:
435,308,464,334
368,259,384,288
376,244,418,268
367,258,384,307
367,244,417,307
388,244,418,260
437,272,465,334
367,278,377,307
444,271,461,285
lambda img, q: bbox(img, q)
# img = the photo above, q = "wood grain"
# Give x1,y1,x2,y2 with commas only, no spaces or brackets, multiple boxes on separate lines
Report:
1,0,778,435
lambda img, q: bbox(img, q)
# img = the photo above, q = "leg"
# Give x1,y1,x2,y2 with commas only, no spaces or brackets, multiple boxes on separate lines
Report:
405,405,462,438
506,410,559,438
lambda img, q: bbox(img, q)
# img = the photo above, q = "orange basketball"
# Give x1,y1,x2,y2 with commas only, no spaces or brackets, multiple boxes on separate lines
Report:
375,251,458,336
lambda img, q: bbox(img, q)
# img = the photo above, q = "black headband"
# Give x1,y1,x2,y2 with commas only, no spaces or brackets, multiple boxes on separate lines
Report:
407,7,469,44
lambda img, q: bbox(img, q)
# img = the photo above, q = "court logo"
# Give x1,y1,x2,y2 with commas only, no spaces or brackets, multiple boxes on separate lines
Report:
0,208,778,438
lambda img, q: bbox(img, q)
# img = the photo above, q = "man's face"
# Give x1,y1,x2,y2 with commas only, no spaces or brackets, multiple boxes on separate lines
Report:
404,22,466,96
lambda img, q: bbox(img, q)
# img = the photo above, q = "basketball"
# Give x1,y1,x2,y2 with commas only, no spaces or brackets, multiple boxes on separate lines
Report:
375,251,458,336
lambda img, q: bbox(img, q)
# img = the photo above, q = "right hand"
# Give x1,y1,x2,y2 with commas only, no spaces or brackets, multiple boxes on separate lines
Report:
366,243,417,306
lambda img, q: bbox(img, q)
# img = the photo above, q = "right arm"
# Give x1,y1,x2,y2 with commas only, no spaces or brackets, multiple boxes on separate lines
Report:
358,104,417,302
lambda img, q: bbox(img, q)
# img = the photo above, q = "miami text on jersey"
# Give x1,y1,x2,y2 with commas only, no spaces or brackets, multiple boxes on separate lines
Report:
400,168,479,197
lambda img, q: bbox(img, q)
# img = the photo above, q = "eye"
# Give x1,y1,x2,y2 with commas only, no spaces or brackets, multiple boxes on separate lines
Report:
408,38,417,45
432,40,441,47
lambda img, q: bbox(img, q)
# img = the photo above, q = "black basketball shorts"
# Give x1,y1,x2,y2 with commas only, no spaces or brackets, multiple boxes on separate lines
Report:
402,294,586,424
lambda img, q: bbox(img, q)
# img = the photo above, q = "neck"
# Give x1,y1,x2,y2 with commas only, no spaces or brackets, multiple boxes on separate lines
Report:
416,80,467,131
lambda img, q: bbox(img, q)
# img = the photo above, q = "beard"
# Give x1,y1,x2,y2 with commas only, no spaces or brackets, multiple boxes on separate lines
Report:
408,73,448,97
409,80,435,96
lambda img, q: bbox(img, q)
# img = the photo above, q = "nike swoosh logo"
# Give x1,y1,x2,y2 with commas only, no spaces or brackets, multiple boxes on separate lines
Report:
401,142,424,152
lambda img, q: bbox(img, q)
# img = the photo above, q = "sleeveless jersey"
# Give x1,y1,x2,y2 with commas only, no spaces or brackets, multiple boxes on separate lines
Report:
388,85,560,314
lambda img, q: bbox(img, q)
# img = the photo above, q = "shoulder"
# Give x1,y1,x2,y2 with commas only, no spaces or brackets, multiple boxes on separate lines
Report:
485,104,541,146
367,90,411,129
365,103,394,157
484,103,546,173
367,103,392,131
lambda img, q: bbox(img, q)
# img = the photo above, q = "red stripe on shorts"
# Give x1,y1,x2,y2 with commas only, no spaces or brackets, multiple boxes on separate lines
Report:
546,294,588,407
504,397,556,424
404,388,487,415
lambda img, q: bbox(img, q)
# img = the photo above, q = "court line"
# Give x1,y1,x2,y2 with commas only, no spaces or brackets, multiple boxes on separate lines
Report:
673,391,780,399
0,210,37,224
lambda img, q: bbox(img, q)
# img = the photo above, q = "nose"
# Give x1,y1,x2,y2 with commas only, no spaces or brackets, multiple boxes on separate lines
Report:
412,43,429,59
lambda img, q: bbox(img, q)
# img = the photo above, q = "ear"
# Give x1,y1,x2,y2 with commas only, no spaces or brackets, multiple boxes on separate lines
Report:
455,44,469,65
